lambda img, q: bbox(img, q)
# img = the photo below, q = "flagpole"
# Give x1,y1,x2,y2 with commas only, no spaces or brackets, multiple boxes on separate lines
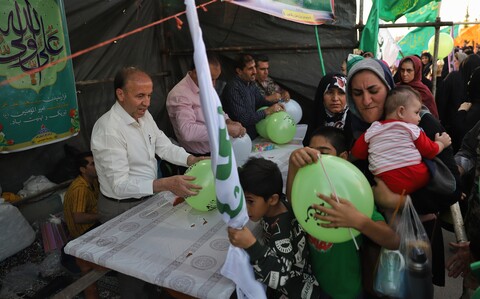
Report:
430,1,442,99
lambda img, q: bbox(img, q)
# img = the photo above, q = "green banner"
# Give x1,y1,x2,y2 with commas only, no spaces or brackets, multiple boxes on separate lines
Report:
230,0,334,25
405,1,440,23
0,0,78,153
398,26,458,58
379,0,440,22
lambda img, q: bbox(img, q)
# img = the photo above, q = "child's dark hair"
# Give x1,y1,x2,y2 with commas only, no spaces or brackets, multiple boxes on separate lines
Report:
310,126,347,154
75,151,93,171
238,157,282,201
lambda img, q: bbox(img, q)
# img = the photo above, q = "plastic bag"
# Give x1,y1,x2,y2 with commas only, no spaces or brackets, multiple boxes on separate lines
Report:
374,196,432,299
0,202,36,261
17,175,57,198
374,248,405,297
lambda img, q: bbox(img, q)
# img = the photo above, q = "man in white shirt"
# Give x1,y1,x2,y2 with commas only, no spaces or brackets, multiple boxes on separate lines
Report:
91,66,205,298
91,66,204,222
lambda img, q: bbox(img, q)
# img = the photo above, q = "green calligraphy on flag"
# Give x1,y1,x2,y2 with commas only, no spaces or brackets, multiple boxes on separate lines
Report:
405,1,440,23
215,106,244,219
379,0,441,22
398,25,458,58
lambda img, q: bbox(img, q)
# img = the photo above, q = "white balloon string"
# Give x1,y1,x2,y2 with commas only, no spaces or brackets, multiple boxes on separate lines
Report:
317,154,359,250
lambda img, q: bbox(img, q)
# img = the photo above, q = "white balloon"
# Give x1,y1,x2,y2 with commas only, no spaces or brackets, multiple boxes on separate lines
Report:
283,99,302,124
231,134,252,167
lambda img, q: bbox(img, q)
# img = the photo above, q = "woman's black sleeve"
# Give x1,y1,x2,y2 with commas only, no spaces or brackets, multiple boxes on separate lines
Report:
411,113,462,214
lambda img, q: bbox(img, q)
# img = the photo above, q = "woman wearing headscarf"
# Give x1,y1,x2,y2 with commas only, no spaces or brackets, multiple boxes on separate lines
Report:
346,58,461,290
442,54,480,151
304,73,350,146
452,66,480,146
421,52,433,80
454,52,468,71
396,55,439,119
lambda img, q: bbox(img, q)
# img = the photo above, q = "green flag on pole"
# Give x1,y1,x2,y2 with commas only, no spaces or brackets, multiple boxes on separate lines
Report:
379,0,441,22
405,1,440,23
398,27,436,57
398,25,459,58
359,0,379,55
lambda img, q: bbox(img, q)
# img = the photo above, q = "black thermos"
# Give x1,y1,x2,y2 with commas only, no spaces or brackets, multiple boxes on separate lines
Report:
405,246,433,299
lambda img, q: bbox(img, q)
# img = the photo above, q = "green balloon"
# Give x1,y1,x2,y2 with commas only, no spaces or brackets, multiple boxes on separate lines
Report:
184,160,217,211
255,106,269,138
266,111,296,144
428,32,454,59
291,155,374,243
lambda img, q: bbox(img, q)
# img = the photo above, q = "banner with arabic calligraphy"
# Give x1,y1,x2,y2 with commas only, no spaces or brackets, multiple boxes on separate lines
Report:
0,0,78,153
227,0,334,25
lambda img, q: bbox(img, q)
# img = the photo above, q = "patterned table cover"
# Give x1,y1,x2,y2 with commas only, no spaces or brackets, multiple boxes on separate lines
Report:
65,191,246,299
64,137,302,298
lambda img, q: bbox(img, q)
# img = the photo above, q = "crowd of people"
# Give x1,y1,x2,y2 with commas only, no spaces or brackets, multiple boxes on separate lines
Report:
60,48,480,299
301,48,480,299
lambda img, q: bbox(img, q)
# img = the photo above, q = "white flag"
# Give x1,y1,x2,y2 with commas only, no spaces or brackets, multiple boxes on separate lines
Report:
184,1,266,298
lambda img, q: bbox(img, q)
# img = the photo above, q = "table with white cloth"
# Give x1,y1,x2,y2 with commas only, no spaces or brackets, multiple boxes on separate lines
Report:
65,191,254,298
64,134,304,299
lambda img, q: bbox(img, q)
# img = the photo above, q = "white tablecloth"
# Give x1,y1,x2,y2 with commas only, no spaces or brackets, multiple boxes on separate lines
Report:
64,137,303,298
65,192,253,298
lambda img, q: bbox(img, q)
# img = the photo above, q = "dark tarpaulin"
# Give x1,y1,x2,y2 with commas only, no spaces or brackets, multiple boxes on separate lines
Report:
0,0,356,193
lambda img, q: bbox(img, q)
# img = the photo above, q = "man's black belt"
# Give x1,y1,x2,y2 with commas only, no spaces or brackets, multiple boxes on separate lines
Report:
102,193,151,203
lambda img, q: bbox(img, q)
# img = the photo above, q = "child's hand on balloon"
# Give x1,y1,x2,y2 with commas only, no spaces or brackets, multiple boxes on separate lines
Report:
289,147,320,169
312,193,367,230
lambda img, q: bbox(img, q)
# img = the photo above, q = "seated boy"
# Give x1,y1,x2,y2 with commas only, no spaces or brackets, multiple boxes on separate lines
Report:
287,127,399,299
62,151,102,299
228,157,321,299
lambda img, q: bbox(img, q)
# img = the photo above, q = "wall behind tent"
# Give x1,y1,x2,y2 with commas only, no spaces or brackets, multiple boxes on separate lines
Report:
0,0,356,194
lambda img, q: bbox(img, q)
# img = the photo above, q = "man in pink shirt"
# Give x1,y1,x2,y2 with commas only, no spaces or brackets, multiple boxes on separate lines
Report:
167,54,246,155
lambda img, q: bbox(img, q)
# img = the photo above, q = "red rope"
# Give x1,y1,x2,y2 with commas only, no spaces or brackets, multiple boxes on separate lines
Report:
0,0,217,87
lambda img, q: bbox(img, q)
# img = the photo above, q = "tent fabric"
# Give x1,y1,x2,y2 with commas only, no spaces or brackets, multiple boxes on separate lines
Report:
455,24,480,47
0,0,357,193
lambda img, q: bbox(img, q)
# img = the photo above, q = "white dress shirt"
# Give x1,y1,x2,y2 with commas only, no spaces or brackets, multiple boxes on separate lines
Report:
91,102,190,199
